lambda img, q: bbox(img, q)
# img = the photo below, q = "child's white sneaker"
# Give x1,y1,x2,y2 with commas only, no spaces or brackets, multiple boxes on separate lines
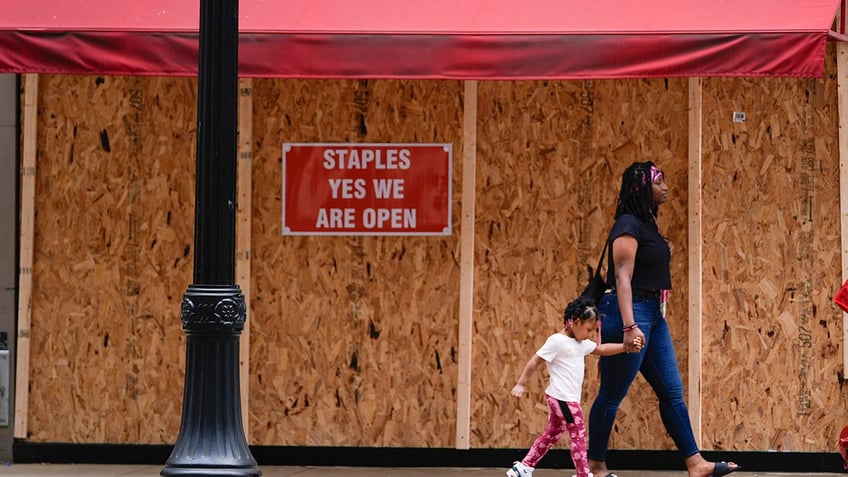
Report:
506,461,533,477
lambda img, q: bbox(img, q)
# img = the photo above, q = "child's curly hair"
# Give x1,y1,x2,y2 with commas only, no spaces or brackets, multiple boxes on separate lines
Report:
563,296,599,325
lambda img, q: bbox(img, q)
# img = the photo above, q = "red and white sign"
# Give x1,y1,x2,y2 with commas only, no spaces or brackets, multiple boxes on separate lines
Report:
282,143,452,235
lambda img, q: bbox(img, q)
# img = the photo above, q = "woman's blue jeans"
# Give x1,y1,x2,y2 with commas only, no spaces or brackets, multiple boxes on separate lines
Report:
587,292,699,462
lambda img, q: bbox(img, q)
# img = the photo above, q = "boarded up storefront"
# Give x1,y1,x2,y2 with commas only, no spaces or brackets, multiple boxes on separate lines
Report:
3,0,848,469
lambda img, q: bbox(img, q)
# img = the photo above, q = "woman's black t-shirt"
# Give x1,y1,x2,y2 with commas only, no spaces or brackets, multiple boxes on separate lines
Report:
605,214,671,290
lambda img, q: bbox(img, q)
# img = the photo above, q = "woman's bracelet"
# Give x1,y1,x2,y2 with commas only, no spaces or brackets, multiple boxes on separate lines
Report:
622,323,639,332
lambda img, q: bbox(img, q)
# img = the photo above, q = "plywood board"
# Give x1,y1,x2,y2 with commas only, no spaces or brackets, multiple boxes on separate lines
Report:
700,56,844,450
473,78,690,451
20,66,848,452
25,75,194,442
247,79,464,446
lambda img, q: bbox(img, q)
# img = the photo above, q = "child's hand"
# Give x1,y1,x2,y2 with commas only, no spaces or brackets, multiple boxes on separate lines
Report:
633,336,643,350
510,383,526,398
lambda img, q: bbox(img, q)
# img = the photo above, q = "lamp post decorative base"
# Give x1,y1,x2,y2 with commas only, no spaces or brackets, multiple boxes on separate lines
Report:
161,284,260,477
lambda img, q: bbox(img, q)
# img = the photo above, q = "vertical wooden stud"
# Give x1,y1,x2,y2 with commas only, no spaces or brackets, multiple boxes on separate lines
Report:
687,76,703,444
14,73,38,439
838,43,848,372
456,80,477,449
237,77,254,438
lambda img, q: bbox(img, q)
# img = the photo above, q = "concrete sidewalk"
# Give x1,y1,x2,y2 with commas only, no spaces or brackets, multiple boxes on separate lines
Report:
0,465,841,477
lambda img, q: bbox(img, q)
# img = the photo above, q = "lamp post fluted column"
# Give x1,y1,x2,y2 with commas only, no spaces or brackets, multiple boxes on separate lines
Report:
161,0,259,475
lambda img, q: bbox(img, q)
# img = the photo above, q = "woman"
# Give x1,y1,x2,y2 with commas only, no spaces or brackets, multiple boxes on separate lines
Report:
587,162,739,477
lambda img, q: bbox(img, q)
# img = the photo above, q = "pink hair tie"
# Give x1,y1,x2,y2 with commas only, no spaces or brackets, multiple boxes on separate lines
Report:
650,165,663,183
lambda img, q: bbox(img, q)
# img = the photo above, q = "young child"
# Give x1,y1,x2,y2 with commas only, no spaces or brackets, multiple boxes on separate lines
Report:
507,296,642,477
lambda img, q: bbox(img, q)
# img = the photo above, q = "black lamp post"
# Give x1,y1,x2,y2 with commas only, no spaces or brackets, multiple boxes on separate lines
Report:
161,0,260,475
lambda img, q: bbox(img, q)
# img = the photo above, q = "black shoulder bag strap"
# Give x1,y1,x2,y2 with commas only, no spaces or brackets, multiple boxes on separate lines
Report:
592,238,609,282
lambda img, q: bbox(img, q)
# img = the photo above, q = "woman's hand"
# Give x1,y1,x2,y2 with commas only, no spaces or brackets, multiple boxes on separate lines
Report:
624,327,645,353
511,383,527,398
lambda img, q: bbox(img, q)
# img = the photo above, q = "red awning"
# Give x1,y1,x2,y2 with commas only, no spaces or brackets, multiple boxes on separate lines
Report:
0,0,842,79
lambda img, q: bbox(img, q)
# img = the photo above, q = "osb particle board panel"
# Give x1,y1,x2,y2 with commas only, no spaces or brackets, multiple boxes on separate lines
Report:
248,79,464,446
23,71,847,453
27,75,194,442
471,80,592,449
700,63,846,450
472,79,690,450
588,78,690,453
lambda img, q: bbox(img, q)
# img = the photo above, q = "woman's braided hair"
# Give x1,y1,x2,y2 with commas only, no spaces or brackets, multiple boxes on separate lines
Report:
563,296,599,325
614,161,658,223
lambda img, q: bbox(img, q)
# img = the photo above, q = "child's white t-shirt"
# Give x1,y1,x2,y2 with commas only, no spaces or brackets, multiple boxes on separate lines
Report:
535,333,597,402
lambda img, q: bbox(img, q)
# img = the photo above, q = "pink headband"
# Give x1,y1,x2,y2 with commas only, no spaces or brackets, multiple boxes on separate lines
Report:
650,165,663,183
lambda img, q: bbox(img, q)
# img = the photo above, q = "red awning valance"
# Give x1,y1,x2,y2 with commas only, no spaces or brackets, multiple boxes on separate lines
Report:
0,0,842,79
